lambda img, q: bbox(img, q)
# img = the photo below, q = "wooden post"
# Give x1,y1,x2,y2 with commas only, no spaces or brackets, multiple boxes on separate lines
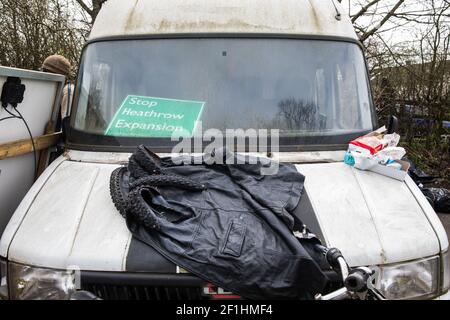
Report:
36,120,56,178
0,133,62,161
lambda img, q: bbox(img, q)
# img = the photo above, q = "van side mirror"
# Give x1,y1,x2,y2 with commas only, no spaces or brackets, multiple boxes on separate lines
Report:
387,115,399,134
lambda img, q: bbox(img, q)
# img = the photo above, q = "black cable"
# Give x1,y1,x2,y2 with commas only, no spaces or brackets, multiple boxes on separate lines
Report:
0,116,18,123
9,105,38,176
1,105,21,121
3,106,18,118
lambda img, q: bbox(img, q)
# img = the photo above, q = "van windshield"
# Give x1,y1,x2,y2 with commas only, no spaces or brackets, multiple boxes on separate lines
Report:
70,38,375,150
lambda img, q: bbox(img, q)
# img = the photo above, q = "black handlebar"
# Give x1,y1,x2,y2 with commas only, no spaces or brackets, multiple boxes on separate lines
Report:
345,268,375,293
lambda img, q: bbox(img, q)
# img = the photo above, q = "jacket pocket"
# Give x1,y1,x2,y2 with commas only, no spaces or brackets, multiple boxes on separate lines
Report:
220,221,246,257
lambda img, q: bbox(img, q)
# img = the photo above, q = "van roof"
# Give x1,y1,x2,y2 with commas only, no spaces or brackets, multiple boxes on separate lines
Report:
89,0,358,41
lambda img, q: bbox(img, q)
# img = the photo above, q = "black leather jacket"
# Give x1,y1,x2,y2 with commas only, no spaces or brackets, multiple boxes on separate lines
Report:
112,147,328,300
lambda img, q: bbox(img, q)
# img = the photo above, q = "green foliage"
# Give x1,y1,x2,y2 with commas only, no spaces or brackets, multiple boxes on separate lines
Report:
0,0,88,76
402,138,450,186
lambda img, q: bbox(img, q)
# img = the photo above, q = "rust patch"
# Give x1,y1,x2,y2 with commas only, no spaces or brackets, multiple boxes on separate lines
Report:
380,248,388,264
156,18,286,33
307,0,322,32
63,150,71,160
124,0,141,32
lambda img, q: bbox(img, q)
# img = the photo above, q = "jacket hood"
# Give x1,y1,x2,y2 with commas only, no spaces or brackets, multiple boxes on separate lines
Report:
4,159,440,271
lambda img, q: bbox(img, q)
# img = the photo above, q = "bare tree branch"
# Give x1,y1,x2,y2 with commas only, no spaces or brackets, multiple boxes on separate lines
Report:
75,0,106,24
351,0,382,23
360,0,406,42
75,0,92,16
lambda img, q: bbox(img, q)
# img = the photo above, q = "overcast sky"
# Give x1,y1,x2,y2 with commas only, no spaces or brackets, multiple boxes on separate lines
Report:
340,0,450,45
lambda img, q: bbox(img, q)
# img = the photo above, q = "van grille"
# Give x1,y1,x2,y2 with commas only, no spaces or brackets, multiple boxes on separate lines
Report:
80,272,208,301
82,283,205,300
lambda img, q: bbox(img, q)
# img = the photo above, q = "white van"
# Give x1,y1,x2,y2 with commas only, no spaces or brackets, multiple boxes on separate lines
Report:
1,0,449,300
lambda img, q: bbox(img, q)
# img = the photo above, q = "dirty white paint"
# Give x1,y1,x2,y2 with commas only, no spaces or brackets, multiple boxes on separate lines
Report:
90,0,357,40
66,149,347,165
64,163,132,271
0,155,66,257
6,161,131,271
3,155,445,271
297,162,441,267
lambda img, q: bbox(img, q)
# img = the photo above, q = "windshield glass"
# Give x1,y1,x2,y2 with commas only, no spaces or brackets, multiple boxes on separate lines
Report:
70,38,375,150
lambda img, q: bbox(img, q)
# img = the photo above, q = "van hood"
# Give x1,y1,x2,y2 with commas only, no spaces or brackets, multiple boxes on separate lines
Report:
6,160,440,271
297,163,440,266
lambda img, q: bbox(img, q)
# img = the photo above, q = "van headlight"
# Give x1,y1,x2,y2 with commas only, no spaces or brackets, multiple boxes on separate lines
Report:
375,256,440,300
8,262,76,300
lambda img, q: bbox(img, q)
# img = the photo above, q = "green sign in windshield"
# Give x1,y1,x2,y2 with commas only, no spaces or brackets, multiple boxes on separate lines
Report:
105,95,205,138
